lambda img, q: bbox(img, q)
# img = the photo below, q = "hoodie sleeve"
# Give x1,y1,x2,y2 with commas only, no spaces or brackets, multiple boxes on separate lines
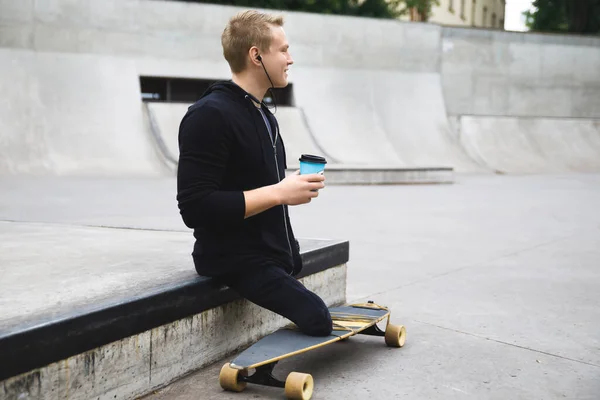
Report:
176,104,246,229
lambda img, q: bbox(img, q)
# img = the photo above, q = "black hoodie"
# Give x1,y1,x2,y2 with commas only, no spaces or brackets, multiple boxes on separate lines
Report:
176,81,302,277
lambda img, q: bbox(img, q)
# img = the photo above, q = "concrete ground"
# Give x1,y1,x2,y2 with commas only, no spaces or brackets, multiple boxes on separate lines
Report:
1,174,599,399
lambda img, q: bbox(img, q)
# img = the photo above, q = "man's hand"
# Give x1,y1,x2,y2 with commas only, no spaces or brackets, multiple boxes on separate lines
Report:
243,171,325,218
274,171,325,205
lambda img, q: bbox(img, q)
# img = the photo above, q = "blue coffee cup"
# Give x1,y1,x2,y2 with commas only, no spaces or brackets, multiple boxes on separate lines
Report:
299,154,327,175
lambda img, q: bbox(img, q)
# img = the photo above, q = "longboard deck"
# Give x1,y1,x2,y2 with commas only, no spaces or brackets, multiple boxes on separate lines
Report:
230,304,390,370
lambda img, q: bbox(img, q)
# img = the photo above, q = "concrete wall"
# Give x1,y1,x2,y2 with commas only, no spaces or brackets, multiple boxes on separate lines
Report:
4,1,593,111
0,0,440,72
441,27,600,118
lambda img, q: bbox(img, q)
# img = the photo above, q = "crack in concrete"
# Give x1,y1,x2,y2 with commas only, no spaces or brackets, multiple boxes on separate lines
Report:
0,218,186,233
414,319,600,369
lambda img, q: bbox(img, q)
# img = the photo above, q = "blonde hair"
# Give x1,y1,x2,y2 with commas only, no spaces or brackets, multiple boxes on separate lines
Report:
221,10,284,73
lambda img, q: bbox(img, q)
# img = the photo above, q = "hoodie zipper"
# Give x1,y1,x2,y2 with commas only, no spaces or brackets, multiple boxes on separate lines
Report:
270,120,294,271
250,99,294,273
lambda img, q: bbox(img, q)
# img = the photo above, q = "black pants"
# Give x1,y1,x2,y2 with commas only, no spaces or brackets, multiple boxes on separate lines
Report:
218,265,333,337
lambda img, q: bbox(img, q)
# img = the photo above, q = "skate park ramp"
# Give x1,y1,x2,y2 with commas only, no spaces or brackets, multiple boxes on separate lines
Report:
457,116,600,174
144,102,187,169
0,49,168,177
146,99,454,184
291,67,482,172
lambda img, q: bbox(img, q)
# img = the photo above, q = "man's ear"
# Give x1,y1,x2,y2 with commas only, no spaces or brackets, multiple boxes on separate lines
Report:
249,46,261,66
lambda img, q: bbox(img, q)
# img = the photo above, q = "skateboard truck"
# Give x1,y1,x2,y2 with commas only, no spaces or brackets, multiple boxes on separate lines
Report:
221,361,314,399
361,322,386,337
238,362,285,388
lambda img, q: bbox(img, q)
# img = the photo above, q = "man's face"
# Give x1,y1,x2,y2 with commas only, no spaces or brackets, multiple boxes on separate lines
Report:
261,25,294,88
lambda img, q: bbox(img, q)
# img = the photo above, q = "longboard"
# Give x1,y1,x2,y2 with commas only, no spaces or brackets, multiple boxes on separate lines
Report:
219,301,406,400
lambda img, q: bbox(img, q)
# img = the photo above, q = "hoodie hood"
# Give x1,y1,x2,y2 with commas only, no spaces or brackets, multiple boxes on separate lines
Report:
199,80,264,107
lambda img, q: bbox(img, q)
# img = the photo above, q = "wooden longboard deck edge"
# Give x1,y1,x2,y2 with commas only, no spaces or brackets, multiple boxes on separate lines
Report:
347,302,389,311
230,310,390,370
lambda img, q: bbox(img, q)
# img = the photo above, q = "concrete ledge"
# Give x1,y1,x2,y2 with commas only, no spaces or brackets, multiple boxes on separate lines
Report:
287,166,455,184
0,240,348,399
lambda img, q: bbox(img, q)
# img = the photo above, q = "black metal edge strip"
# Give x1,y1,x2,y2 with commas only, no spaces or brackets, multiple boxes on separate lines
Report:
0,240,349,381
296,240,349,279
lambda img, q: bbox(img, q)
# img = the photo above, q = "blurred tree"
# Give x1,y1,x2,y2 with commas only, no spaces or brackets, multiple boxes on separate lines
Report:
175,0,403,18
397,0,440,22
524,0,600,34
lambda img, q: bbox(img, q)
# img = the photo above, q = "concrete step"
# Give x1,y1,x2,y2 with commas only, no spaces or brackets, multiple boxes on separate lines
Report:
0,221,348,400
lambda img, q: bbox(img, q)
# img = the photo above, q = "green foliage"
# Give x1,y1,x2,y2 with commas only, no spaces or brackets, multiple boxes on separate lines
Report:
524,0,600,34
397,0,441,21
179,0,403,18
173,0,446,21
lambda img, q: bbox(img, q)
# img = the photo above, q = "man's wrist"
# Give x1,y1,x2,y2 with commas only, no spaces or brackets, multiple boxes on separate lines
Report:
269,183,283,206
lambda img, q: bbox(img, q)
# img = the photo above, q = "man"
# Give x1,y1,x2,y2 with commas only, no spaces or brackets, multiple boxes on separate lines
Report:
176,10,333,337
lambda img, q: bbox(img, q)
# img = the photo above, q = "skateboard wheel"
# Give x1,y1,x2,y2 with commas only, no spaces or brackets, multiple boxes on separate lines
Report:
385,324,406,348
219,363,247,392
285,372,314,400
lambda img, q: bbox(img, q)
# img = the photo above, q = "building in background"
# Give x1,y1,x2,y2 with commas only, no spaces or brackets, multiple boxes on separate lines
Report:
399,0,506,30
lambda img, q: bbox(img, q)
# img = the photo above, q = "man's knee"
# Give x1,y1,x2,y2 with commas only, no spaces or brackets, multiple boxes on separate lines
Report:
300,307,333,337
